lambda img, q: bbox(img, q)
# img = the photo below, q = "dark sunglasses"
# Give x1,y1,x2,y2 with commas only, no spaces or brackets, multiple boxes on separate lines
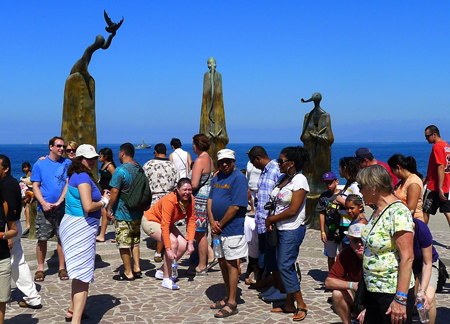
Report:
277,159,290,164
56,144,66,149
349,238,362,244
66,149,75,153
425,133,434,139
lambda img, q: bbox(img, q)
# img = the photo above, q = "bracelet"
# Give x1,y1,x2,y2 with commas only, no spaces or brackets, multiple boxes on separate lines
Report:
100,196,109,208
349,282,353,290
419,288,427,294
396,291,407,297
40,200,45,205
165,247,171,251
321,232,326,235
394,296,407,306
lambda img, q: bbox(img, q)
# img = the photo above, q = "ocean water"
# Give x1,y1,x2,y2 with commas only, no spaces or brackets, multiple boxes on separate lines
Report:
0,142,431,183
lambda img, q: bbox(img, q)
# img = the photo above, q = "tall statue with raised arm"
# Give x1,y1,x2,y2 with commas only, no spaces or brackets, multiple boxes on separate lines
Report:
199,57,229,169
300,93,334,227
61,10,123,172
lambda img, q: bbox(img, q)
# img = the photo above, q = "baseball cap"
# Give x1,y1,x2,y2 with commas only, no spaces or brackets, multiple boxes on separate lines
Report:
217,149,236,161
322,172,337,181
343,223,366,238
76,144,100,159
354,148,373,162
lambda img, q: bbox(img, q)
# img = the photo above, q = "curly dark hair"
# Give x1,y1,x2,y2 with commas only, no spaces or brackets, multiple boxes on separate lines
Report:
280,146,309,172
192,134,211,151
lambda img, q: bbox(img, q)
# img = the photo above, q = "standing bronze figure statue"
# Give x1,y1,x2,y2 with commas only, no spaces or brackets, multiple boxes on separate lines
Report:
300,93,334,227
199,57,229,169
61,10,123,178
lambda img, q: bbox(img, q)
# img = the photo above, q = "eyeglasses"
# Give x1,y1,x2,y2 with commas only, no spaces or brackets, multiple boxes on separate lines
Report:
349,238,362,244
56,144,66,149
425,133,434,139
277,159,290,164
66,149,75,154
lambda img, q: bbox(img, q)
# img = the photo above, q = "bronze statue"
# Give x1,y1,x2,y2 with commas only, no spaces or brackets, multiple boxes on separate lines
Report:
61,10,123,178
199,57,229,169
300,93,334,226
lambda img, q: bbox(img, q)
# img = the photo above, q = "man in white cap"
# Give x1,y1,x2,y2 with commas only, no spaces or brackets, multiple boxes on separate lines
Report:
325,223,366,324
208,148,248,318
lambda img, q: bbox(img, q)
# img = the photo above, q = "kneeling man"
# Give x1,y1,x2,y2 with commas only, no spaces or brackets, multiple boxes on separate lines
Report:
325,223,365,324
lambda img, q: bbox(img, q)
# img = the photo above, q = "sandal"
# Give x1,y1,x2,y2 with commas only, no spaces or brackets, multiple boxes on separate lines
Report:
133,271,142,279
210,297,228,309
206,258,218,270
293,307,308,321
271,306,295,313
112,272,135,281
58,269,69,280
65,310,90,322
34,270,45,282
214,302,238,318
187,268,208,276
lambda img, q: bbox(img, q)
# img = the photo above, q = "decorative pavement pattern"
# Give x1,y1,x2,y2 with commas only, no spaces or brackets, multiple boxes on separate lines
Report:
5,218,450,324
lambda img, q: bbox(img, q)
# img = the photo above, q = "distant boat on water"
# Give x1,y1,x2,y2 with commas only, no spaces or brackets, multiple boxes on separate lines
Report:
135,139,151,149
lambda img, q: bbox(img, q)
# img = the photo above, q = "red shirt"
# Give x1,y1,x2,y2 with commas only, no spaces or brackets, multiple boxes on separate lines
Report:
426,141,450,193
376,160,399,187
327,247,363,282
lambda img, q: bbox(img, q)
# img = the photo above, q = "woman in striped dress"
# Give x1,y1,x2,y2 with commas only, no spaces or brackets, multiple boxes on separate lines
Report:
60,144,110,323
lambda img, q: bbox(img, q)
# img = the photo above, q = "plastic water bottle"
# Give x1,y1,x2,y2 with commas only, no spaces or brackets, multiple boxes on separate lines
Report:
416,292,429,323
171,258,178,279
213,235,224,258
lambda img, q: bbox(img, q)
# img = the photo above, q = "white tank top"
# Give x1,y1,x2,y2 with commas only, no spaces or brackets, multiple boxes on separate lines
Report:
173,148,188,177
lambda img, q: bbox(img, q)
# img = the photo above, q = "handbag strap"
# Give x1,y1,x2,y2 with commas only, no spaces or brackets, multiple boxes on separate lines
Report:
196,158,212,191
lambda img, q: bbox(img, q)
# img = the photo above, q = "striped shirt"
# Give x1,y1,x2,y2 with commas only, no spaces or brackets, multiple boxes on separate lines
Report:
255,160,281,234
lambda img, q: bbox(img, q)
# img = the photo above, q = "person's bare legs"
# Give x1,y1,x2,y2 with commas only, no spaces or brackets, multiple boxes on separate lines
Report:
426,287,437,324
96,209,109,242
215,258,239,316
195,231,208,271
0,302,5,324
66,279,89,324
332,289,353,324
327,257,335,271
131,245,140,273
119,248,134,279
57,238,67,274
156,241,164,255
24,202,31,230
444,212,450,227
36,240,47,272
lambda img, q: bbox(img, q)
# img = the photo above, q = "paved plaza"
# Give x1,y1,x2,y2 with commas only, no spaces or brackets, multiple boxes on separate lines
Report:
5,214,450,324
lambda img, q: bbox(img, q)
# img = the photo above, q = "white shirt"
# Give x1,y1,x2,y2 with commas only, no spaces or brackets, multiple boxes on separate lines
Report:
246,161,262,192
172,148,188,178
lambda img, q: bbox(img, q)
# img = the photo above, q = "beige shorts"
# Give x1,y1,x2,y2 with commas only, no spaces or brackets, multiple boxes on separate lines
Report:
0,258,11,302
141,217,161,236
222,235,248,261
416,260,440,290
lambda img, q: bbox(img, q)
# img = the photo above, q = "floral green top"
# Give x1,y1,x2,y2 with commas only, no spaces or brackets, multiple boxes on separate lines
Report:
361,201,414,294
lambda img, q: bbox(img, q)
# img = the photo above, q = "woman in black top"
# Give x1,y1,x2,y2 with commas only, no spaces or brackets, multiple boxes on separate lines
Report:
96,148,116,242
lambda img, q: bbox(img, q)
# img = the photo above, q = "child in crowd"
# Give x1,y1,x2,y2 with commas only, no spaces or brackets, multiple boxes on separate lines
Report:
19,162,33,236
244,213,259,285
345,194,367,226
317,172,342,271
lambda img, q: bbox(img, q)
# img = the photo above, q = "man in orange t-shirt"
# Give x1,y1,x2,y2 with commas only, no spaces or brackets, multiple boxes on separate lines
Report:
423,125,450,225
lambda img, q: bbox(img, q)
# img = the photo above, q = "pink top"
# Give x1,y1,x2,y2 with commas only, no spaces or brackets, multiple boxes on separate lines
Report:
394,174,424,222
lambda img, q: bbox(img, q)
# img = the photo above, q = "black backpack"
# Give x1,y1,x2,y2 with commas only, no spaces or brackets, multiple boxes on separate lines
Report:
325,201,341,243
119,165,152,212
435,259,449,293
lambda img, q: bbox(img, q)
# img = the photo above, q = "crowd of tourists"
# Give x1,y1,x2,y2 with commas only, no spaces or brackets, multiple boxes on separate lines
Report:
0,124,449,323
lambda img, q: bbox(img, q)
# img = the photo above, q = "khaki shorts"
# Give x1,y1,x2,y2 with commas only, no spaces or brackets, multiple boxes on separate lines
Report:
115,218,141,249
416,260,440,290
141,217,161,236
222,235,248,261
0,258,11,302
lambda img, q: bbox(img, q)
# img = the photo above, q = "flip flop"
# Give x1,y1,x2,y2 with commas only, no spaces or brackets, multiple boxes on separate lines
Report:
133,271,142,279
293,308,308,321
112,272,135,281
58,269,69,280
187,268,209,276
206,258,218,270
34,270,45,282
214,302,238,318
270,306,295,313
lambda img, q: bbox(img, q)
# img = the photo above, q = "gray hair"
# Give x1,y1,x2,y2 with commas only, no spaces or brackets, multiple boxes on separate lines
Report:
356,164,393,194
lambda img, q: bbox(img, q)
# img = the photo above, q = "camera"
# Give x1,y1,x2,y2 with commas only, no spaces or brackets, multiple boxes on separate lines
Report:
264,198,277,212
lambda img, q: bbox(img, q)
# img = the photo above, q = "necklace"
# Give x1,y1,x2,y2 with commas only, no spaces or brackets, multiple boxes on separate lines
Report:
178,200,188,214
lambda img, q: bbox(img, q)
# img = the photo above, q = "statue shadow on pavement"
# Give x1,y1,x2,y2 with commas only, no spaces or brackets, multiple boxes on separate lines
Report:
205,283,244,305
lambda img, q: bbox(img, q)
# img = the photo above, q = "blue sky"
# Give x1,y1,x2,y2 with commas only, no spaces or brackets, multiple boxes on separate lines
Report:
1,1,449,145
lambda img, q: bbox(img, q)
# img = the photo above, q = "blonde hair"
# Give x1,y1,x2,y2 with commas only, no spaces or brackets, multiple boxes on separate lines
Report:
67,141,79,150
356,164,393,194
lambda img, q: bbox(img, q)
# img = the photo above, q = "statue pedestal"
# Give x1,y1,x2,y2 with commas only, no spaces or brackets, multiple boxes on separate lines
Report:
304,195,320,230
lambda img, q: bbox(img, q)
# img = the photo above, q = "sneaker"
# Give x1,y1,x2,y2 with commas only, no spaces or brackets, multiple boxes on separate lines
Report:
155,269,164,280
258,286,278,298
162,279,179,290
154,252,163,262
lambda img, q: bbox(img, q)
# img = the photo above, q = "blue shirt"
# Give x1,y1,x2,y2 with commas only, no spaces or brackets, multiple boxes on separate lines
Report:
109,163,143,221
31,156,71,211
412,218,439,275
255,160,280,234
209,169,248,237
66,172,102,219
